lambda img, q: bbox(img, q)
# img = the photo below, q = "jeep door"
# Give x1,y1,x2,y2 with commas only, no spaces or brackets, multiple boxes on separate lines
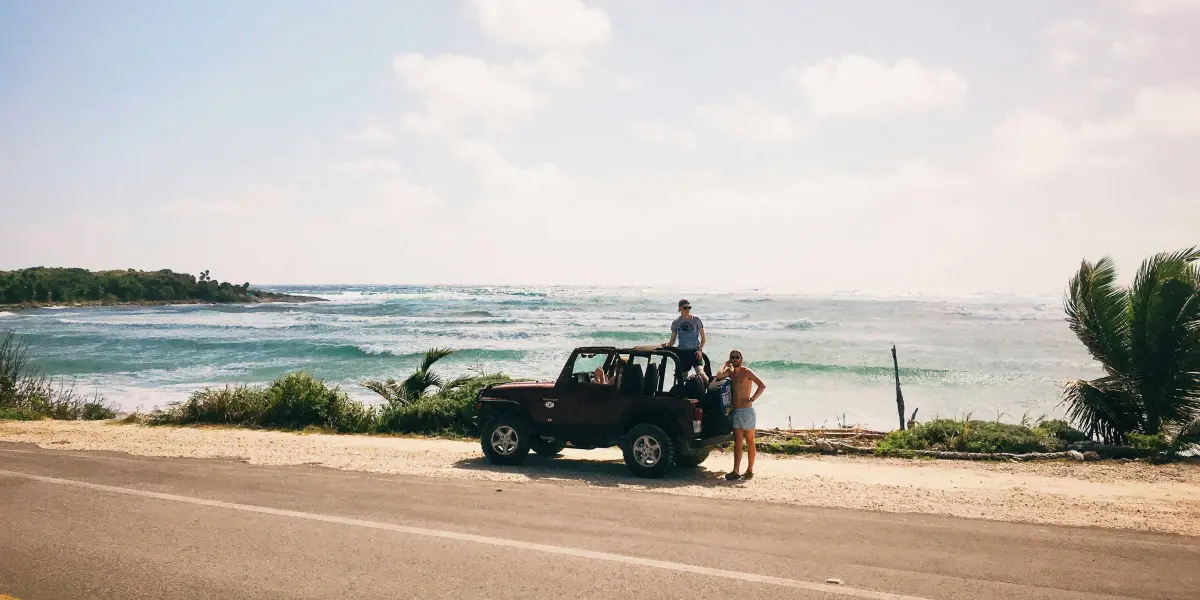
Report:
555,351,621,435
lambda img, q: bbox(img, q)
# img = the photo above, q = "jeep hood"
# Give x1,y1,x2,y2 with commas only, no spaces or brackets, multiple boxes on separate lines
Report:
481,380,554,400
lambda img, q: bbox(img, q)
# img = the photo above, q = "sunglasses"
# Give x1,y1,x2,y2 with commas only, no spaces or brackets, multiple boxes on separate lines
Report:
729,355,742,360
680,306,691,310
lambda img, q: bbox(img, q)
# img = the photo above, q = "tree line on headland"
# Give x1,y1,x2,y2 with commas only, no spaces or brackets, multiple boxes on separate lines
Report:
0,267,317,306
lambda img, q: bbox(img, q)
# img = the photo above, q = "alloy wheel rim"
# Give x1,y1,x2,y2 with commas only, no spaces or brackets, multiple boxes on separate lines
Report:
632,434,662,467
491,425,518,455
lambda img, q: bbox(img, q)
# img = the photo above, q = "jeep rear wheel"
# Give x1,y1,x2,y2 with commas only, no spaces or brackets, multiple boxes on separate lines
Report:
481,414,531,465
622,423,675,478
676,447,712,468
530,436,566,458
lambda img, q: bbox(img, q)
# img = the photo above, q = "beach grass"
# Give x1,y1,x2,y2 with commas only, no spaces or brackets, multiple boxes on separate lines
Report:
0,331,116,421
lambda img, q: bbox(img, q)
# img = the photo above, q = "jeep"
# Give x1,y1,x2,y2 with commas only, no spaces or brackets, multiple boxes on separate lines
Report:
473,345,734,478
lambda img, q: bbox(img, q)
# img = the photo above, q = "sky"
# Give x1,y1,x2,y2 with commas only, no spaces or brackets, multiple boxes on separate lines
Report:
0,0,1197,295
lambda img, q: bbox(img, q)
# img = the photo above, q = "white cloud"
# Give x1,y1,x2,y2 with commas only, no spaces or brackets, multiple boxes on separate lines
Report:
342,118,395,145
1045,19,1102,71
1126,0,1200,15
161,186,294,218
1089,78,1118,94
694,97,799,144
1084,86,1200,138
349,178,440,227
792,55,968,118
993,110,1082,181
1112,32,1159,60
394,2,611,136
335,159,402,175
472,0,611,49
631,121,698,152
615,74,635,90
992,87,1200,182
1130,86,1200,134
394,53,549,134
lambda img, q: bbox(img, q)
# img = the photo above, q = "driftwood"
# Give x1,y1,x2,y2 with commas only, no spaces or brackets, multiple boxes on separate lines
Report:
894,450,1080,462
762,443,1094,461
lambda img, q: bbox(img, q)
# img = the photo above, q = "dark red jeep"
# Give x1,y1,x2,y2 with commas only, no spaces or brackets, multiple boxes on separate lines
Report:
473,345,734,478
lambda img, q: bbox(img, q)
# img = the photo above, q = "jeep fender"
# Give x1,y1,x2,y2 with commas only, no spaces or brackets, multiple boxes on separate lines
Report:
476,399,525,421
619,407,683,441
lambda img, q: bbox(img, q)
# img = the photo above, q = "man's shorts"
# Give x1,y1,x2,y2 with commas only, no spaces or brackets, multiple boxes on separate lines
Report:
676,348,703,372
731,407,756,430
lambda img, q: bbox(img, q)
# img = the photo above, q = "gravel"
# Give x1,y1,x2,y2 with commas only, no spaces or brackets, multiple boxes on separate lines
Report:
4,420,1199,536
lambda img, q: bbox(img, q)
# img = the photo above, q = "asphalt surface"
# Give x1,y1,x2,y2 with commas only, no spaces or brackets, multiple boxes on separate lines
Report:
1,441,1197,600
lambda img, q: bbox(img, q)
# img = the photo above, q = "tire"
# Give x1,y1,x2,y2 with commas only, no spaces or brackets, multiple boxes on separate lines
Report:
530,436,566,458
622,423,676,478
676,447,712,468
480,414,532,466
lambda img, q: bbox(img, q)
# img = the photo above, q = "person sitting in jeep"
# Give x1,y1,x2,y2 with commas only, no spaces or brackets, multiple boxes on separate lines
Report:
593,356,626,386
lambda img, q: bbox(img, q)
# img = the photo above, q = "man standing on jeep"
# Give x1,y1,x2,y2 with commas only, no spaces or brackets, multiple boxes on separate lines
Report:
663,299,707,384
715,349,765,481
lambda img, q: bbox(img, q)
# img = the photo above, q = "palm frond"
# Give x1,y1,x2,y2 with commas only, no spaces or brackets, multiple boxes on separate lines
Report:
1126,250,1200,433
1169,419,1200,454
1062,377,1142,443
419,347,454,373
1129,247,1200,359
1149,279,1200,429
1065,256,1132,376
440,374,474,392
402,369,443,402
362,378,399,403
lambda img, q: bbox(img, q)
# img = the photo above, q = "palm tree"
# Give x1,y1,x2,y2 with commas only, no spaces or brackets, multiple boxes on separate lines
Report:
363,347,473,406
1063,247,1200,445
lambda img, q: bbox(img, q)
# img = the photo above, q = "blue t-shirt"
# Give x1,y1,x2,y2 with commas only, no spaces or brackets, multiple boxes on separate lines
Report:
672,315,703,349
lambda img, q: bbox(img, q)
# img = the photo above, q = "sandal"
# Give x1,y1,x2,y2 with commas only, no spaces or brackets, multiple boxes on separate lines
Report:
724,471,741,481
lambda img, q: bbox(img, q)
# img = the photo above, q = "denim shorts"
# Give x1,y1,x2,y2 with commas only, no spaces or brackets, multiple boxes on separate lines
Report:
731,407,756,430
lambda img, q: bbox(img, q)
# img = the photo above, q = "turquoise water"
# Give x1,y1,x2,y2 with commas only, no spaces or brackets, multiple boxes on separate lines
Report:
0,285,1102,430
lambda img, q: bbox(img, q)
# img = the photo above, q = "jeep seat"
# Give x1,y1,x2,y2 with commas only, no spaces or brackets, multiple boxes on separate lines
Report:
620,362,644,396
643,362,660,396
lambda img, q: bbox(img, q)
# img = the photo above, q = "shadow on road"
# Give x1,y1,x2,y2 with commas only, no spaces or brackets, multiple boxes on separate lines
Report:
452,454,737,489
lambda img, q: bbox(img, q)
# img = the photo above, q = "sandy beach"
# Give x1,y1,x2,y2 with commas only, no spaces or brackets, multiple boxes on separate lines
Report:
3,419,1198,537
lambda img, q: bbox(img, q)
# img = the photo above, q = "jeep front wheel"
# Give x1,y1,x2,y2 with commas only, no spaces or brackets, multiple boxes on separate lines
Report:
481,414,531,465
622,423,675,478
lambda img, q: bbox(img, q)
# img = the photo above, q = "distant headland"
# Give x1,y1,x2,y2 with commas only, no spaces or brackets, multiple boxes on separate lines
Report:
0,267,325,308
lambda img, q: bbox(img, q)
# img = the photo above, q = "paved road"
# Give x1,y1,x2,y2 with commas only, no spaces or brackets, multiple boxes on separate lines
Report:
1,442,1197,600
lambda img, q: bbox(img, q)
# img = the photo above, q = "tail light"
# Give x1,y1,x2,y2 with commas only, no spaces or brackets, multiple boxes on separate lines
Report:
693,404,703,435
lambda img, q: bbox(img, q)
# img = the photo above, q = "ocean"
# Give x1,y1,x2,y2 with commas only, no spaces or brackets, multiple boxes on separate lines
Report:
0,285,1102,430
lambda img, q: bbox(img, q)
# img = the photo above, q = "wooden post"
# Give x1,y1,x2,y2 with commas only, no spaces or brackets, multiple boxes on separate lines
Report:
892,345,905,430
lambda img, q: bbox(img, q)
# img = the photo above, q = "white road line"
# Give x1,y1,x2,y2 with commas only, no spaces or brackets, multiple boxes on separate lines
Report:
0,468,930,600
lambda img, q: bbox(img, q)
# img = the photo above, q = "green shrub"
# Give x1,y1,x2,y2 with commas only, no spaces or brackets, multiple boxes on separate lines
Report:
329,399,377,434
152,385,271,426
377,373,512,436
875,428,930,454
0,407,44,420
379,395,471,436
1035,419,1089,443
153,373,375,433
878,419,1062,454
147,370,512,436
1,331,116,420
261,372,348,430
1126,432,1169,452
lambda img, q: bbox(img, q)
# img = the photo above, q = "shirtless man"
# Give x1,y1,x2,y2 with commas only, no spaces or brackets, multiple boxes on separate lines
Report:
714,349,765,481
